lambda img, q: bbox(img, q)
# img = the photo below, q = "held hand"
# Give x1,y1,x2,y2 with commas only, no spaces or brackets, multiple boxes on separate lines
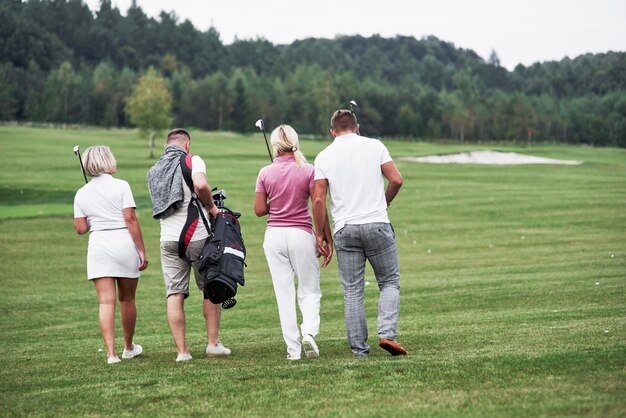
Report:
315,233,333,268
321,242,333,268
315,234,326,258
138,250,148,271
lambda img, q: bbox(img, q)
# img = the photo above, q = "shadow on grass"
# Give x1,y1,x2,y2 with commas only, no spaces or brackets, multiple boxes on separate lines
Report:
0,187,152,208
0,187,75,205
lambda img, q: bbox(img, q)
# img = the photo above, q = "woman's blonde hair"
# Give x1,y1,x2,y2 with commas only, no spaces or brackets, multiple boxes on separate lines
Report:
270,124,307,167
82,145,117,177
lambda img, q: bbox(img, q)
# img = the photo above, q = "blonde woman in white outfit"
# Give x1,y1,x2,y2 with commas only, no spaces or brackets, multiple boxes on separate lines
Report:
254,125,333,360
74,146,148,364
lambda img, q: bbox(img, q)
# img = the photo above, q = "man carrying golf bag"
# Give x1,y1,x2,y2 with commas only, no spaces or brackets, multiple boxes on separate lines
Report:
147,128,232,362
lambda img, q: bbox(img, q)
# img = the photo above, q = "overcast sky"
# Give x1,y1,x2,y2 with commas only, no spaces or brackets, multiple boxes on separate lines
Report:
84,0,625,70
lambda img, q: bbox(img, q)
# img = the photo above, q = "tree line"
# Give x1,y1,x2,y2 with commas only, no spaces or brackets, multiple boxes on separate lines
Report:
1,0,625,147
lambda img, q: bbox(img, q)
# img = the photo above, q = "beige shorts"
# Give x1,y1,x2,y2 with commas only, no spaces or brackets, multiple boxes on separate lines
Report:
160,240,206,298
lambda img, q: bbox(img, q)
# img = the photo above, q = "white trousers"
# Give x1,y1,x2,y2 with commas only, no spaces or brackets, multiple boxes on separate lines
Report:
263,227,321,358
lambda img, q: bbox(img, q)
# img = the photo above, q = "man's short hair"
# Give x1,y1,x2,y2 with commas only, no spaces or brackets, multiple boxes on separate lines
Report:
330,110,358,132
167,128,191,144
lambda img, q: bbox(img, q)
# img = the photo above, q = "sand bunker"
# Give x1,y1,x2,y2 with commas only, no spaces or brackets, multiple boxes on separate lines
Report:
399,150,583,165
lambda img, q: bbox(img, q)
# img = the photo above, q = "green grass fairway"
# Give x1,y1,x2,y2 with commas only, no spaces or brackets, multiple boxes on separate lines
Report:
1,126,625,417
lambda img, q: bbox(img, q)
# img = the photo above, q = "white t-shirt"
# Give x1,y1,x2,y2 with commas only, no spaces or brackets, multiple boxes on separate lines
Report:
314,133,392,234
160,155,210,242
74,174,136,231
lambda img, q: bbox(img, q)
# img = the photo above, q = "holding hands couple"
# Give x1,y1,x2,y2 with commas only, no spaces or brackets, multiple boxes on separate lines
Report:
257,109,406,360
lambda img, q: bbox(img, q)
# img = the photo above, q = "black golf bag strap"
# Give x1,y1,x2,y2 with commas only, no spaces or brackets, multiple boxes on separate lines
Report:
180,153,194,190
177,154,213,260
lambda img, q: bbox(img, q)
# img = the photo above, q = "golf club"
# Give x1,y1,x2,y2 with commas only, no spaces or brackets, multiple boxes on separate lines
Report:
255,118,273,162
349,100,358,114
73,145,88,184
348,100,360,134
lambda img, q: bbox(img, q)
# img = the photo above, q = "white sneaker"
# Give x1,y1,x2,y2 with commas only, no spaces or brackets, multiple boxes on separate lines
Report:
287,354,301,361
107,356,121,364
122,344,143,359
206,342,231,357
302,334,319,359
176,352,193,362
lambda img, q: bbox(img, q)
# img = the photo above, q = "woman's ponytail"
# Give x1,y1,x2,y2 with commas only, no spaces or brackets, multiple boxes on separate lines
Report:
294,149,306,167
270,124,307,167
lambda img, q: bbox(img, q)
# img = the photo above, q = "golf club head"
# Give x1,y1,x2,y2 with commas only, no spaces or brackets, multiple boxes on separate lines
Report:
73,145,88,184
256,118,273,162
348,100,358,114
348,100,360,135
212,189,227,201
212,189,227,208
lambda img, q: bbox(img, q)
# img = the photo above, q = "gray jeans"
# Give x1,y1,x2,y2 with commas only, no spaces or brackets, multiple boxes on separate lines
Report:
334,222,400,356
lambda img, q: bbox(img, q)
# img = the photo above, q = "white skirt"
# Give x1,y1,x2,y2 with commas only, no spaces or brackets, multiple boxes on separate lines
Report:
87,229,140,280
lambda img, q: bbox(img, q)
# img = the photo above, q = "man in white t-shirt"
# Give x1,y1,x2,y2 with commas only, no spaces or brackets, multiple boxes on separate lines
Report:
147,128,230,362
312,109,407,357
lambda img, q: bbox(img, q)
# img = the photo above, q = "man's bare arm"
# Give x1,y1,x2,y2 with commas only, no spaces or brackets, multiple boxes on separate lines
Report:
381,161,403,206
312,179,329,256
192,172,219,218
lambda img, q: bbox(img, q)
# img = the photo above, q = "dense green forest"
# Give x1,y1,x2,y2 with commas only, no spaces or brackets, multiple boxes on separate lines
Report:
1,0,625,146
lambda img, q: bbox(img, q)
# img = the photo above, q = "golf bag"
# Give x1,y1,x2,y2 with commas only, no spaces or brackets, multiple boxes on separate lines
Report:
197,205,246,305
178,155,246,307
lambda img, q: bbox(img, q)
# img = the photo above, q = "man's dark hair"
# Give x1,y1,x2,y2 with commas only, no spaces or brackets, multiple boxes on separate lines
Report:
331,110,358,132
167,128,191,144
